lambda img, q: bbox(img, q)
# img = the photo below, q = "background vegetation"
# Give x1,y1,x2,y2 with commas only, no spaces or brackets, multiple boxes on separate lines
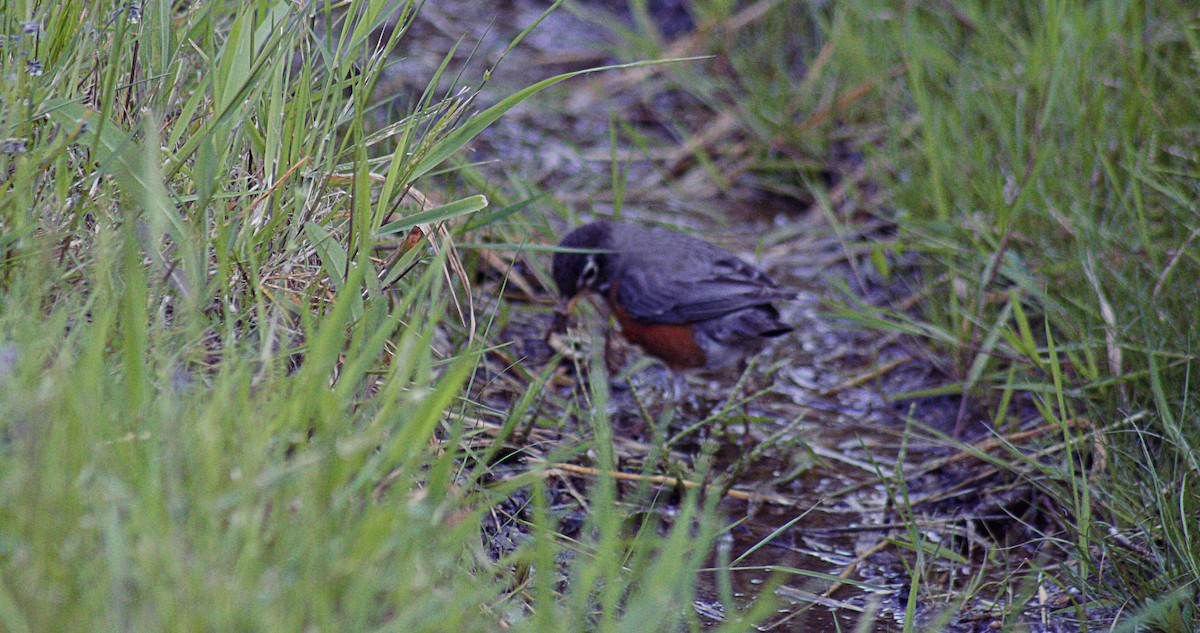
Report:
0,0,1196,631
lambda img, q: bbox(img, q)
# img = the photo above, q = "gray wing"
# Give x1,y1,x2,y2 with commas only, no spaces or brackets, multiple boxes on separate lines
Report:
615,252,795,324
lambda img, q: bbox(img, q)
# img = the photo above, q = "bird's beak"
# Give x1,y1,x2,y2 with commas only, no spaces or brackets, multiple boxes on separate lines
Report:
546,293,582,342
563,292,583,315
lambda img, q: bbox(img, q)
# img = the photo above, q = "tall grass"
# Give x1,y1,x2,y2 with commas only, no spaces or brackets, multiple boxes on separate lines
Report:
588,0,1200,627
824,1,1200,626
0,1,747,630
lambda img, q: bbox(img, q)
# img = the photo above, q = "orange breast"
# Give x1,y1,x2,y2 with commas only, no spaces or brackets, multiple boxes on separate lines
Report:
610,304,707,370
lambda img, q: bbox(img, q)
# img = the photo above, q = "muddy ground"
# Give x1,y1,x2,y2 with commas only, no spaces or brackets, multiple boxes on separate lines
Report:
379,2,1086,630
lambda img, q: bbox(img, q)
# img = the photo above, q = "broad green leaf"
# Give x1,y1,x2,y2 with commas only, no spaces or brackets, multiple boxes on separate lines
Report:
375,194,489,237
305,220,347,287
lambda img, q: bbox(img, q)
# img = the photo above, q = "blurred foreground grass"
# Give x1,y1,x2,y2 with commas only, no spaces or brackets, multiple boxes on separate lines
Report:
0,1,746,631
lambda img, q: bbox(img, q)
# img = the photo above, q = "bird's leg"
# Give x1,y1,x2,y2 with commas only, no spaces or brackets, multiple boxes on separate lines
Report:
669,370,708,415
671,371,687,404
604,327,617,373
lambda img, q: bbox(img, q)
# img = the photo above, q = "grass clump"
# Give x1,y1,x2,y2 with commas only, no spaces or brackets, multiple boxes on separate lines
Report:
0,1,748,631
585,0,1200,627
822,1,1200,626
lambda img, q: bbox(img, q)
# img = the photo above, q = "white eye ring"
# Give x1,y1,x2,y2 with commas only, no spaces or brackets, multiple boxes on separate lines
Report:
578,256,600,288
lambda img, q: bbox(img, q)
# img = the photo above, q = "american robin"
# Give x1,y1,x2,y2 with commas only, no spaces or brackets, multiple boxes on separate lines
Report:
551,220,795,375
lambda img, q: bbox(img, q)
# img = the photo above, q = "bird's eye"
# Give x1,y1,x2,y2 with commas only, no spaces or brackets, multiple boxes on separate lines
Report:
578,256,599,288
